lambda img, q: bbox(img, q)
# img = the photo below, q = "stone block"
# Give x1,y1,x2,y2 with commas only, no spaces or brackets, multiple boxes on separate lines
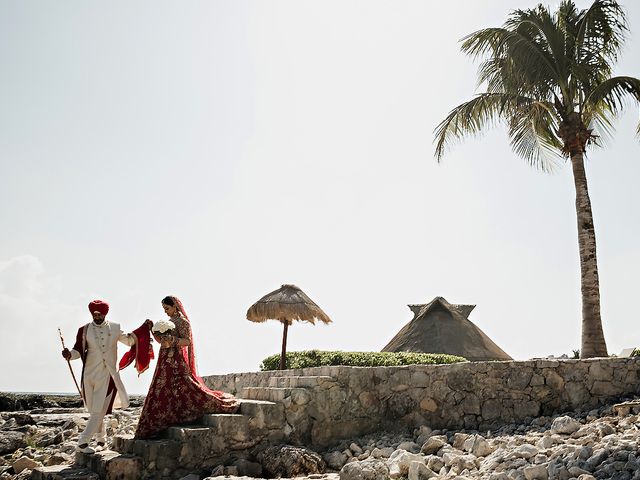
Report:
591,380,620,397
506,368,533,390
31,465,99,480
419,397,437,413
239,399,286,430
565,382,591,407
588,362,613,381
543,370,565,390
481,399,502,420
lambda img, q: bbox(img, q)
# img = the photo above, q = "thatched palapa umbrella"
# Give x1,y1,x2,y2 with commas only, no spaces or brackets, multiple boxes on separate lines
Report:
246,284,332,370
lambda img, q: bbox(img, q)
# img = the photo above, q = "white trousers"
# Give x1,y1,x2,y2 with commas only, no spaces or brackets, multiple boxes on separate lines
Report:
78,411,107,445
78,377,115,444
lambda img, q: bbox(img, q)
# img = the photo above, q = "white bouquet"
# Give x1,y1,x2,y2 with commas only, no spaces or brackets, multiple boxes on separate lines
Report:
152,319,175,335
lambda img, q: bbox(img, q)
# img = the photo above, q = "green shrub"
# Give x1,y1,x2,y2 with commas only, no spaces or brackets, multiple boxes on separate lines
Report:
631,349,640,357
259,350,466,371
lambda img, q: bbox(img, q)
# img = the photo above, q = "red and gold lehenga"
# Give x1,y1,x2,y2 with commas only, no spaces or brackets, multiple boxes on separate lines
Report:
134,297,240,439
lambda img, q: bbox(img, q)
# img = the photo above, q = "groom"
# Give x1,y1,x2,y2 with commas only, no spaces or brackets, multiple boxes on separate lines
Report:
62,299,138,453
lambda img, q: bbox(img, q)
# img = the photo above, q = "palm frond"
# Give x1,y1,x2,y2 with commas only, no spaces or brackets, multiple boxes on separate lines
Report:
434,93,541,160
588,109,616,148
462,27,560,97
584,76,640,116
507,5,568,77
508,101,563,171
584,76,640,141
575,0,627,66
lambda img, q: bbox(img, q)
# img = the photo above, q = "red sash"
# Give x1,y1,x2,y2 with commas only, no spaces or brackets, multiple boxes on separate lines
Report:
119,322,154,375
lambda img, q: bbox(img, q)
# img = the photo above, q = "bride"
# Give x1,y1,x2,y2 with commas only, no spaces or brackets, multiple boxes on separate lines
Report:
135,295,240,439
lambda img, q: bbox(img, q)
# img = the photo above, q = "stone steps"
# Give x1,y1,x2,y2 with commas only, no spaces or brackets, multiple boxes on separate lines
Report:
75,449,141,479
268,375,336,388
106,398,289,477
34,376,337,479
242,386,312,403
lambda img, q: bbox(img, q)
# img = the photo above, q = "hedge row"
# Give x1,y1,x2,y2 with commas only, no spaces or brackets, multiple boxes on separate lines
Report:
259,350,466,371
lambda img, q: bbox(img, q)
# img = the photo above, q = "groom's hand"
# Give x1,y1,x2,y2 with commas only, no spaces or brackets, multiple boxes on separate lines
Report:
62,348,71,360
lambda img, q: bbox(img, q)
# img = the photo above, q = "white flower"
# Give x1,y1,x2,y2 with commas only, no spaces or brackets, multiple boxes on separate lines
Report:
152,319,175,334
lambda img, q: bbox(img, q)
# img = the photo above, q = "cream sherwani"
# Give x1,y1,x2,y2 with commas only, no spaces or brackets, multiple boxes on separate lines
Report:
70,321,135,443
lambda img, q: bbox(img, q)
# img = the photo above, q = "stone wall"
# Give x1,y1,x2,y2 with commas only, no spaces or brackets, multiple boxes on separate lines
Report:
203,358,640,447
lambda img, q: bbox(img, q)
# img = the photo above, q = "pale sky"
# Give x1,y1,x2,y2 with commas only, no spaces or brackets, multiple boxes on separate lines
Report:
1,1,639,394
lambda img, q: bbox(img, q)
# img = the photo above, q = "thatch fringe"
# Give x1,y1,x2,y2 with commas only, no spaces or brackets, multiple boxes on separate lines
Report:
246,284,332,325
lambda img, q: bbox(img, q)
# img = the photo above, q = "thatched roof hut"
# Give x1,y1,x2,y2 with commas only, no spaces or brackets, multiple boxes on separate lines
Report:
382,296,512,361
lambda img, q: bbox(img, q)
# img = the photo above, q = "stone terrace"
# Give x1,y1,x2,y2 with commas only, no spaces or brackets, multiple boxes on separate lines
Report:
32,357,640,479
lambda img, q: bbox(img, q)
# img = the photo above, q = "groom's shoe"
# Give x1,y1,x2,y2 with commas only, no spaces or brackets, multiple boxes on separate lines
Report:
77,443,95,454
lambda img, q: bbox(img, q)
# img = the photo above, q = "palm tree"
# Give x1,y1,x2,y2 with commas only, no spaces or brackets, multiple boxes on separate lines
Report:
435,0,640,358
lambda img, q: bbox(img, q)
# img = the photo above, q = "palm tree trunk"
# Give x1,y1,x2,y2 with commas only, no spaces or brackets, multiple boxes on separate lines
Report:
570,150,607,358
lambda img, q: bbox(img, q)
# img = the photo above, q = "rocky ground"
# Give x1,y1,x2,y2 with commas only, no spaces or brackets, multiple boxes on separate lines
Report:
1,393,640,479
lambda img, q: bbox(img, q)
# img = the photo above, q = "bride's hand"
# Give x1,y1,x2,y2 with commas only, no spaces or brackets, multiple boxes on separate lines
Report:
160,336,174,348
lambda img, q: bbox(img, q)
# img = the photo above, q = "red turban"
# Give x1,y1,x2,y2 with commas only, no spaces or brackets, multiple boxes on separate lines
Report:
88,299,109,315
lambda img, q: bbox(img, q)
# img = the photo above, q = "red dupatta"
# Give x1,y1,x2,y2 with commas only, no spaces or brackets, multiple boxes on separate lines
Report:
119,321,154,374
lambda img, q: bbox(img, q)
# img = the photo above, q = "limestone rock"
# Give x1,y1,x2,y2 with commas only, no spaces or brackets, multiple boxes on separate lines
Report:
0,431,26,455
568,465,590,477
415,426,433,445
550,416,581,435
523,464,548,480
408,460,436,480
339,459,389,480
178,474,199,480
536,435,556,449
325,451,349,470
453,433,470,450
209,465,224,476
511,444,539,460
223,466,238,476
350,443,364,455
421,436,446,455
425,455,444,473
397,441,420,453
488,473,509,480
462,434,494,457
387,450,425,478
442,452,477,472
233,459,263,477
44,452,73,466
260,445,326,477
12,456,40,474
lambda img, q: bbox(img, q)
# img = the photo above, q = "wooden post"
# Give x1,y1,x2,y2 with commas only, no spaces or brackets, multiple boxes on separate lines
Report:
279,321,289,370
